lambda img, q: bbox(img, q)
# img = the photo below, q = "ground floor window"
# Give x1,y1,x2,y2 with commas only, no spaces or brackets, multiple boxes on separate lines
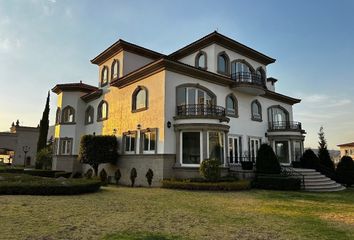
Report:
142,130,156,153
124,132,136,154
228,136,241,164
275,141,290,164
208,131,225,164
249,137,261,162
294,141,302,161
181,131,202,165
59,138,72,155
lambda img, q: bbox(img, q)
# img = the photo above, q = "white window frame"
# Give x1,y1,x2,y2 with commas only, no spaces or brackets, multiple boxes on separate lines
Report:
249,137,261,161
142,131,157,154
206,131,226,166
228,135,242,165
59,138,72,155
180,130,203,167
124,133,136,154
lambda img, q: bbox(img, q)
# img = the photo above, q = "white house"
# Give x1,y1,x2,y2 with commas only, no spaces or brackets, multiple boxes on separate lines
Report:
52,32,306,186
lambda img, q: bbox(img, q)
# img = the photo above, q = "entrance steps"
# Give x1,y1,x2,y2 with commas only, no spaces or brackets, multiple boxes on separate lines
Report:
292,168,345,192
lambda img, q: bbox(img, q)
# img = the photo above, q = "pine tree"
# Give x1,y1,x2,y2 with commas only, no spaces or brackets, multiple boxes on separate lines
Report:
317,126,335,172
36,91,50,153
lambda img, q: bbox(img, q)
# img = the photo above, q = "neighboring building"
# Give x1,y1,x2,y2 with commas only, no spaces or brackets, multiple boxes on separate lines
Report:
52,31,306,186
337,142,354,160
0,121,40,166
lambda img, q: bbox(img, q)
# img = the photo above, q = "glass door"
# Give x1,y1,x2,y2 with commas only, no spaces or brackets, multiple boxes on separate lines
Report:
250,138,260,162
275,141,290,164
228,136,240,164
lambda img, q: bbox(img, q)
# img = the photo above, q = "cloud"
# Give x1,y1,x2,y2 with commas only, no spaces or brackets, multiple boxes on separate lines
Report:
300,94,351,108
0,16,10,25
0,38,22,51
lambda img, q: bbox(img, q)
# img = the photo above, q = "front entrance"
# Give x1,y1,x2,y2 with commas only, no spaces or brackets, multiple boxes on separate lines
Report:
275,141,290,164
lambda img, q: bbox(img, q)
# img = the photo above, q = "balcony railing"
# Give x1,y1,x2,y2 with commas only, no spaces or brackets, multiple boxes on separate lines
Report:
231,72,265,86
176,104,226,118
268,121,302,131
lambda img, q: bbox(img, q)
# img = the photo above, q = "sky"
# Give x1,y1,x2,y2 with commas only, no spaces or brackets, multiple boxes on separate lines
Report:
0,0,353,149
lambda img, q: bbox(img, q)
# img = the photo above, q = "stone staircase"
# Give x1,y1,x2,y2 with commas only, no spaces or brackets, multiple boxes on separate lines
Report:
293,168,345,192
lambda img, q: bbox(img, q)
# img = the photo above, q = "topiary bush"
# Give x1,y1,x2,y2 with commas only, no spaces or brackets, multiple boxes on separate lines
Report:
145,169,154,187
99,169,108,185
199,159,221,182
114,169,121,185
300,149,320,169
130,168,137,187
336,156,354,187
256,144,281,174
85,169,94,179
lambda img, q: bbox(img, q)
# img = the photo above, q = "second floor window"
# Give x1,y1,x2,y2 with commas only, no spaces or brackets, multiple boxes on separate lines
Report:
176,86,215,106
251,100,262,121
195,51,207,69
217,52,229,74
85,106,94,124
97,101,108,121
132,87,148,112
101,66,109,86
226,94,237,116
62,106,75,123
55,107,61,124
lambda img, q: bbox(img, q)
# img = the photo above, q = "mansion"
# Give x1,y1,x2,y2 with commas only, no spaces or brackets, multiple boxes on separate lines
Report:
52,32,306,186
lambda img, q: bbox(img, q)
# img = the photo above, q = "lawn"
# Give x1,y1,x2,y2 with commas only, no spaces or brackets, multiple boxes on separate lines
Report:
0,187,353,240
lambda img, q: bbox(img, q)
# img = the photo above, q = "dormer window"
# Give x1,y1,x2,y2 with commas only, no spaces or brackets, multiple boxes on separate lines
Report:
111,60,119,80
101,66,109,86
195,51,207,69
217,52,229,75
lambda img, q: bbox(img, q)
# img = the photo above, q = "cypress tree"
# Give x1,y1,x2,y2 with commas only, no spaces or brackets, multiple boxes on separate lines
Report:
37,91,50,153
317,126,335,172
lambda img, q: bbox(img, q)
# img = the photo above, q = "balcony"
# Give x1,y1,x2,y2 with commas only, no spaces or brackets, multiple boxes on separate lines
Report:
268,121,304,132
175,104,229,122
230,72,266,95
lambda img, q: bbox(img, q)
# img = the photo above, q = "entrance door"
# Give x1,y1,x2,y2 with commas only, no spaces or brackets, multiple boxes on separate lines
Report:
228,136,240,164
250,138,260,162
275,141,290,164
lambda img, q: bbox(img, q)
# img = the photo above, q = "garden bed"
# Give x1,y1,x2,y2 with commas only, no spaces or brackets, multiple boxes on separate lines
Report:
0,173,101,195
161,179,251,191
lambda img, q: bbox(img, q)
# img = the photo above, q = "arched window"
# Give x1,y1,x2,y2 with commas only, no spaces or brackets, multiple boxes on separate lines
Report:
231,60,255,82
195,51,207,69
62,106,75,123
268,106,289,124
217,52,229,74
55,107,61,124
101,66,109,86
97,101,108,121
132,86,148,112
111,60,119,80
251,100,262,121
85,106,94,124
256,67,266,83
225,94,238,117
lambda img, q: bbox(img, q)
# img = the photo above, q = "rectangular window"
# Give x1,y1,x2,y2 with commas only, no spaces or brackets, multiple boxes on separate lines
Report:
249,138,261,162
124,133,136,153
294,141,302,161
275,141,290,164
228,136,241,164
60,138,72,155
208,131,225,164
143,131,156,153
181,131,201,165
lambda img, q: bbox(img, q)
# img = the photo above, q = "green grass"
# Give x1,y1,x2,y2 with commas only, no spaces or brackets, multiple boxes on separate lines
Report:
0,186,353,240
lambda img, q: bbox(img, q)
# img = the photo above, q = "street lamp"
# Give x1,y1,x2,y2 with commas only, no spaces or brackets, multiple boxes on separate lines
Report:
22,146,30,167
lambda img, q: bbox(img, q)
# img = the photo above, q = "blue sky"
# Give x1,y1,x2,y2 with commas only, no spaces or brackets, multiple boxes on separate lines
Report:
0,0,353,149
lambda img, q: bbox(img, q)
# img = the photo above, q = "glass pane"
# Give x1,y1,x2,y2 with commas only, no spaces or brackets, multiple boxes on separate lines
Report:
218,55,226,72
234,138,239,160
150,132,156,151
136,90,146,109
276,141,289,164
182,132,200,164
209,132,224,163
177,88,186,106
187,88,196,105
102,103,107,118
231,62,237,74
197,90,205,104
131,134,135,151
226,97,235,114
125,136,130,151
143,133,149,151
228,138,234,163
294,141,301,161
198,54,205,68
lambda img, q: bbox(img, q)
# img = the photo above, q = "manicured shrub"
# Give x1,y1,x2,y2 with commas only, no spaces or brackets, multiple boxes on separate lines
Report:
99,169,108,185
78,135,118,176
85,169,94,179
0,173,101,195
161,179,251,191
336,156,354,187
72,172,83,178
130,168,137,187
114,169,121,185
0,168,24,174
24,169,63,178
253,176,301,190
291,161,302,168
256,144,281,174
54,171,72,178
199,159,221,182
241,161,253,170
145,169,154,187
300,149,320,169
35,147,52,170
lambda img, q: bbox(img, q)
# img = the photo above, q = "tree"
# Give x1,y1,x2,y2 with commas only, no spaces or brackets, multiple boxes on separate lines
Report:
256,144,281,174
300,149,320,169
78,135,118,176
37,92,50,154
317,126,335,172
336,156,354,187
35,147,52,170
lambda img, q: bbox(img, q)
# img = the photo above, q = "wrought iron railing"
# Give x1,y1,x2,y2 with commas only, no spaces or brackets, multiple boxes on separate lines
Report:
281,166,305,189
231,72,265,86
176,104,226,117
228,156,256,164
268,121,302,131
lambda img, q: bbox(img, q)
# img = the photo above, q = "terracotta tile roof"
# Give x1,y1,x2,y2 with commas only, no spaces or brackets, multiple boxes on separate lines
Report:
337,142,354,147
52,82,98,94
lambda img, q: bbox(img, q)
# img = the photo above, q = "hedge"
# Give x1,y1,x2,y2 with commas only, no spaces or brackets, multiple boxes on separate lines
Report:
161,179,251,191
0,173,101,195
24,169,65,178
253,175,301,190
0,168,24,174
